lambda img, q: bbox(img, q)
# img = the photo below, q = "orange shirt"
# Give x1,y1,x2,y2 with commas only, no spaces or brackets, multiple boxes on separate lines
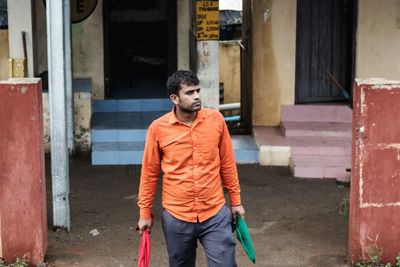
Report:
138,108,241,223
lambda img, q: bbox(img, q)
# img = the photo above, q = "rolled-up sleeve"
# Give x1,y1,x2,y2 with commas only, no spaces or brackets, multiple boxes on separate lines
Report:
138,123,161,219
219,119,241,206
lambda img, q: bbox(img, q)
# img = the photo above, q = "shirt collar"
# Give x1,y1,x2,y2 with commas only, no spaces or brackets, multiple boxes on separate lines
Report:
168,106,206,125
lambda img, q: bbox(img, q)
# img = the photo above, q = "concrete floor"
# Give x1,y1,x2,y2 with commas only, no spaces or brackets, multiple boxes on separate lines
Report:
44,153,350,267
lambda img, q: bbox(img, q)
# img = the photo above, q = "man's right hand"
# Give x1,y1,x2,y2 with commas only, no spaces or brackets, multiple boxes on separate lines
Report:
137,217,153,235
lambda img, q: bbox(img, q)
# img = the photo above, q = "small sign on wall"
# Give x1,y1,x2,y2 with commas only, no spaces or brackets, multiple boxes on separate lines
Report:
196,0,220,40
43,0,97,24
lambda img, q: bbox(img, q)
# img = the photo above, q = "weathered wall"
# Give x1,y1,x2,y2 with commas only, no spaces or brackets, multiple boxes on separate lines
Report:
7,0,35,77
219,41,240,104
34,1,104,99
356,0,400,80
72,0,104,99
42,91,92,152
252,0,296,126
0,30,8,80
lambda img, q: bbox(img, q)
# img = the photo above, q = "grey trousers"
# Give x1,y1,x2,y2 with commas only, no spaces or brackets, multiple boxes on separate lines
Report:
162,205,237,267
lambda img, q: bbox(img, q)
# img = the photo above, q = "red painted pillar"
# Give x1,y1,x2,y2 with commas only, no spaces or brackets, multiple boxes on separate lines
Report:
0,79,47,265
349,79,400,264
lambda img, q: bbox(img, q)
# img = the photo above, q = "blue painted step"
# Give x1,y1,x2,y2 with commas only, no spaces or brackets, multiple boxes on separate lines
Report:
92,141,145,165
231,135,259,164
92,135,259,165
93,99,173,112
91,99,259,165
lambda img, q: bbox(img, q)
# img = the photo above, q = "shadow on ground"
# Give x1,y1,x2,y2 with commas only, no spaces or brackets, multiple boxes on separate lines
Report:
45,153,349,267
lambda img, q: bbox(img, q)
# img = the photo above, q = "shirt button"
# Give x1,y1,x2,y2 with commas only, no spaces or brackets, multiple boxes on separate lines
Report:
195,181,198,184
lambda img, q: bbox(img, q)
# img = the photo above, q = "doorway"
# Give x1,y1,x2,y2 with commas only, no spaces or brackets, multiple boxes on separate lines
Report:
295,0,357,104
103,0,177,99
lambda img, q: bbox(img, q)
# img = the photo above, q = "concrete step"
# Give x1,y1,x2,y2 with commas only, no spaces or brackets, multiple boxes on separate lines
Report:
254,126,352,166
92,129,147,142
93,98,172,112
281,104,352,123
92,141,145,165
231,135,259,164
91,111,166,130
92,135,259,165
289,154,351,182
281,121,351,138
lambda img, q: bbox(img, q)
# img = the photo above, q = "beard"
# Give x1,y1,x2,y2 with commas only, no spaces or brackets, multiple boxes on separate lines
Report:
179,101,202,113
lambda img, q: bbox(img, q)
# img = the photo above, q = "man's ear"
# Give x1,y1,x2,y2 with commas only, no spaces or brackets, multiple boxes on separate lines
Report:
170,94,179,105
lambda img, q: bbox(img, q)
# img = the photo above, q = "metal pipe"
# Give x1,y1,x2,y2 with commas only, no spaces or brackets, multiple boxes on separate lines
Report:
219,102,241,111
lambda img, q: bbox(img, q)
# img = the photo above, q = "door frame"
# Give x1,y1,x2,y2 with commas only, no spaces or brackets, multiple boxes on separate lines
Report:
240,0,253,134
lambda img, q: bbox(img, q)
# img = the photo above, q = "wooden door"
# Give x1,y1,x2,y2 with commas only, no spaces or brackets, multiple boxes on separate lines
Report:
295,0,357,103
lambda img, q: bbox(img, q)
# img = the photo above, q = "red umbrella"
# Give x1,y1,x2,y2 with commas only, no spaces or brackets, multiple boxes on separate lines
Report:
138,228,151,267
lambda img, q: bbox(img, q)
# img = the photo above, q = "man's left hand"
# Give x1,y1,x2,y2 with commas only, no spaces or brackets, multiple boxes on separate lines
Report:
231,204,245,223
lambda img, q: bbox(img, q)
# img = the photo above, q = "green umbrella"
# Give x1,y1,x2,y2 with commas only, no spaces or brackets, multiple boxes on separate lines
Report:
232,215,256,264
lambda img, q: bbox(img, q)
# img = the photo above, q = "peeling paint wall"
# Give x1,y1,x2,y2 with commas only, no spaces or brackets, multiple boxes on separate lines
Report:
42,92,92,152
356,0,400,80
219,41,240,104
197,41,219,109
252,0,296,126
0,30,8,80
7,0,35,76
72,0,104,100
34,1,104,99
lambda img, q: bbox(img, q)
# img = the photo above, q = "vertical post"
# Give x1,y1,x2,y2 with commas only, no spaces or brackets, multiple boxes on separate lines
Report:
194,0,220,109
197,40,219,109
46,0,70,230
0,78,47,264
349,79,400,264
64,0,75,154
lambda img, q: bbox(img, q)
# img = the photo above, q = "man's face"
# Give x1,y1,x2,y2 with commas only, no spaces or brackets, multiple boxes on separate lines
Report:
171,83,201,113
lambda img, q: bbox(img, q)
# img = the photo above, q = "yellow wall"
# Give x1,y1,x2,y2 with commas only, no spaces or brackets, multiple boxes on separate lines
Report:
34,0,104,99
0,30,8,80
356,0,400,80
219,41,241,104
252,0,296,126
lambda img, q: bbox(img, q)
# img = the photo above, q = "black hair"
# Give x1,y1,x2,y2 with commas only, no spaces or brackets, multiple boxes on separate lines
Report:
166,70,200,96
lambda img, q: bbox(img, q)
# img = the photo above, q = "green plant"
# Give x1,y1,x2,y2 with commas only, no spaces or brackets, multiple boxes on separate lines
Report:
354,245,400,267
0,257,29,267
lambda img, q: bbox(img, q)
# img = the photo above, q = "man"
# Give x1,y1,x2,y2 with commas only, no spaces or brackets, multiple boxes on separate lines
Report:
137,70,245,267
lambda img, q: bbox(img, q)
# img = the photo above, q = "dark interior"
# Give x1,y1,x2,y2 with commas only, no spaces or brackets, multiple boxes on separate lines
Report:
106,0,171,99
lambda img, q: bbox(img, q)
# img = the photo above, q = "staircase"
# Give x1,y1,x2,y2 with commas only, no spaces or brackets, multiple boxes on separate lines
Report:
254,105,352,182
91,99,259,165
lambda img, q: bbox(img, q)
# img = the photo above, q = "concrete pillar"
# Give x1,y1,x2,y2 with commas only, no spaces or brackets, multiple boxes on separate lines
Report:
7,0,35,77
349,79,400,264
177,0,190,70
0,78,47,265
46,0,71,230
197,41,219,109
64,0,75,154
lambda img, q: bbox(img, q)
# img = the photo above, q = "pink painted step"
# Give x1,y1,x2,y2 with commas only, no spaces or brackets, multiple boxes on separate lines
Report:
254,126,351,156
281,105,352,123
290,154,351,182
281,121,352,138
